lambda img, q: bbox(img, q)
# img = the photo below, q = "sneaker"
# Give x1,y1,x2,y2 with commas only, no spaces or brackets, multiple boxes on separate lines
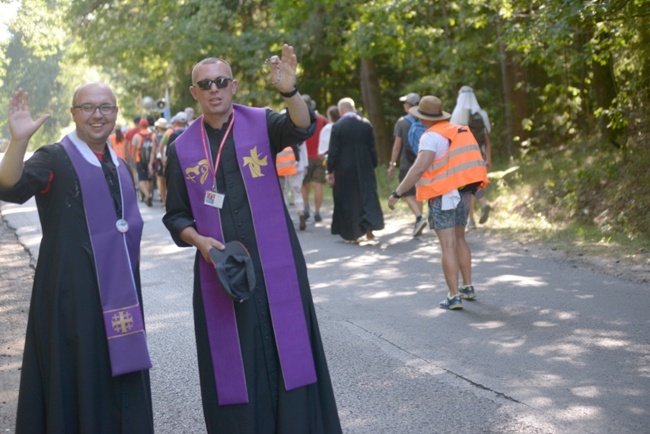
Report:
479,205,491,224
314,212,322,222
466,217,476,231
299,214,306,231
412,217,427,237
303,210,310,220
458,285,476,300
146,196,153,207
439,294,463,310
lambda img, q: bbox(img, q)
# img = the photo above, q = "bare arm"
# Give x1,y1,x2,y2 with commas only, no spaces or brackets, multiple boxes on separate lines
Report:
483,131,492,171
0,89,50,189
387,150,436,210
388,136,402,177
268,44,310,129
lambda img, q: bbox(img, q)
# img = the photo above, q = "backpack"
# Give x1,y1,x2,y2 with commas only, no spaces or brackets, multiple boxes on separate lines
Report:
405,115,427,155
138,132,154,163
467,111,486,149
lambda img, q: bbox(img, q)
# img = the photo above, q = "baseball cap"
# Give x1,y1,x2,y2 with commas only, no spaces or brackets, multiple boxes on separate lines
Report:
175,112,188,123
399,92,421,105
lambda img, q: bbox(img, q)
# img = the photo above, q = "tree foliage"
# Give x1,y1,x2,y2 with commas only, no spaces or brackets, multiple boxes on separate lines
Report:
1,0,648,235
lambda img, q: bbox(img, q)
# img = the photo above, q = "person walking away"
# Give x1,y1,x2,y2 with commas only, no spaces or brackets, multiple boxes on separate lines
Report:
162,45,341,433
124,115,141,183
109,123,128,161
149,117,170,206
0,84,153,432
164,111,190,155
132,118,154,206
450,85,493,229
276,142,308,229
300,94,329,223
326,97,385,243
388,92,427,237
317,105,340,164
388,96,489,310
185,106,196,125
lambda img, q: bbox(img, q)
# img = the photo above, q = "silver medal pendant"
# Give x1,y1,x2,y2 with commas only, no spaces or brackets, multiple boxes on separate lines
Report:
116,218,129,233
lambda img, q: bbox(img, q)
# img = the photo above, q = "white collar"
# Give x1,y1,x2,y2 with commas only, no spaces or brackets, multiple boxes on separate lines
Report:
67,130,120,168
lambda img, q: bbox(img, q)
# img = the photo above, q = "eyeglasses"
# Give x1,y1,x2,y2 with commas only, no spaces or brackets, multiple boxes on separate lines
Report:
194,77,233,91
73,103,118,115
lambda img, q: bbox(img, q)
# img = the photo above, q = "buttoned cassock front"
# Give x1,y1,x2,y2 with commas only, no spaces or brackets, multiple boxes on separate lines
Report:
163,108,342,434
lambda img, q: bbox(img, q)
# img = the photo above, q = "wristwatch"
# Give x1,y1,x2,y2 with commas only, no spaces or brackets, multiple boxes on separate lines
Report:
391,190,402,199
280,86,299,98
389,161,397,167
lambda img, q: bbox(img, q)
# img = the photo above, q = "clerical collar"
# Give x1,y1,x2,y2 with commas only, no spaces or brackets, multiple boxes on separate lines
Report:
203,112,234,135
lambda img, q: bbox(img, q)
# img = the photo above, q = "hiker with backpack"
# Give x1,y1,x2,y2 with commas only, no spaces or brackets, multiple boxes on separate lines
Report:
450,86,493,229
131,118,154,206
388,92,428,237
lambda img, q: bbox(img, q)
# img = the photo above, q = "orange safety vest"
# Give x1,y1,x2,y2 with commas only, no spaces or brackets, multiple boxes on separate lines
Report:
276,146,298,177
109,133,127,161
415,121,489,202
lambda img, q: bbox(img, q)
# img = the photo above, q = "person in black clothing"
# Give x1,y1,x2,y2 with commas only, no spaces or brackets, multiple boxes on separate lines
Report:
163,45,341,433
0,84,153,433
326,97,385,243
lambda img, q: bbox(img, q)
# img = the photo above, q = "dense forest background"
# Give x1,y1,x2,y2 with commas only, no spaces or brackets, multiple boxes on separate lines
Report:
1,0,648,239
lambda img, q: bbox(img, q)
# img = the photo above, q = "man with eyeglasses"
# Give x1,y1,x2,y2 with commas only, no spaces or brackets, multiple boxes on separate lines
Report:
163,44,342,433
0,83,154,433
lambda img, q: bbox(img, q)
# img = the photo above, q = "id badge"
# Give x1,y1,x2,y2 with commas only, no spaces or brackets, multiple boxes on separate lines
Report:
204,191,225,209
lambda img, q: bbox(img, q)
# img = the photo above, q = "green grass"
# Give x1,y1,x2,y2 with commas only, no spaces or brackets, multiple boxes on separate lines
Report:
372,141,650,266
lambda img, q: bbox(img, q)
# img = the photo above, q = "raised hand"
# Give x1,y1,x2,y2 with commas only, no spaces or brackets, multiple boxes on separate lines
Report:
267,44,297,94
8,88,50,144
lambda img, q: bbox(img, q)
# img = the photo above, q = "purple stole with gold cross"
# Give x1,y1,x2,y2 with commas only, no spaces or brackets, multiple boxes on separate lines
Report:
61,135,152,376
174,105,317,405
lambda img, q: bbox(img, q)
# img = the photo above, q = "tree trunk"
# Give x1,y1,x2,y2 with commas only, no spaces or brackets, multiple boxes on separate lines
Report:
497,20,515,158
592,54,623,149
360,57,391,163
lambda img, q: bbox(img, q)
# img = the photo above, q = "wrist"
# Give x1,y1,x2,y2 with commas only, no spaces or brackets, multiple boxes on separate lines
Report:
389,161,396,167
391,189,402,199
279,85,298,98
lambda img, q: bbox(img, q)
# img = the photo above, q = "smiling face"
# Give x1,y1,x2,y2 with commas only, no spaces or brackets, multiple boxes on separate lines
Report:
189,59,238,128
70,83,118,151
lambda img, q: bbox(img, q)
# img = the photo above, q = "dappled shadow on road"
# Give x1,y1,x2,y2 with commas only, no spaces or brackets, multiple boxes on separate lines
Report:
300,215,650,433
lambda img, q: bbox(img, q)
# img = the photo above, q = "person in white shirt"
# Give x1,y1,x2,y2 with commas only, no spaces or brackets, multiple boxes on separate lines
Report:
388,95,488,310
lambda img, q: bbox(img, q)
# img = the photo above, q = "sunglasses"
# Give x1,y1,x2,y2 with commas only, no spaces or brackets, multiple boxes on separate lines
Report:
194,77,233,91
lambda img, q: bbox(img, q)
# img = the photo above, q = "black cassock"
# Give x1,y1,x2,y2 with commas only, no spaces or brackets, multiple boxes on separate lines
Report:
163,110,342,434
0,144,153,434
327,114,385,241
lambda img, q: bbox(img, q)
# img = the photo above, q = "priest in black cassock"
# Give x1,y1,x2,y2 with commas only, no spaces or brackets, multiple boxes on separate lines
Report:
326,97,385,243
163,44,342,433
0,84,154,433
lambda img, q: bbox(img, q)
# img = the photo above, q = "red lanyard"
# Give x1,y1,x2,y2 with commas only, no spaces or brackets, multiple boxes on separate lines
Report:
200,111,235,191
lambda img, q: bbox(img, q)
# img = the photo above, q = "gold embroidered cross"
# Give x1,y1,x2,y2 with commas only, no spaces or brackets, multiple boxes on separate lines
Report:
112,311,134,334
243,147,267,178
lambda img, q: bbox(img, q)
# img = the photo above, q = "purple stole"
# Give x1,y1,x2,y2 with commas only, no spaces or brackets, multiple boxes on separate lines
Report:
174,105,317,405
61,135,151,376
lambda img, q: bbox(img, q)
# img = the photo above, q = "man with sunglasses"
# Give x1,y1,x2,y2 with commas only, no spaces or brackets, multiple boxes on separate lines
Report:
0,83,154,433
163,44,341,433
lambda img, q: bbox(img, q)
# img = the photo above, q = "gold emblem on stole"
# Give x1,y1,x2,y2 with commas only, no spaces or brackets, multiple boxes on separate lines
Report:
243,147,267,178
112,311,134,334
185,159,210,184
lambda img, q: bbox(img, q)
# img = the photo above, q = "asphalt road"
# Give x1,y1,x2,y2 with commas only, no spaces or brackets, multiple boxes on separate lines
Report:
1,195,649,433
